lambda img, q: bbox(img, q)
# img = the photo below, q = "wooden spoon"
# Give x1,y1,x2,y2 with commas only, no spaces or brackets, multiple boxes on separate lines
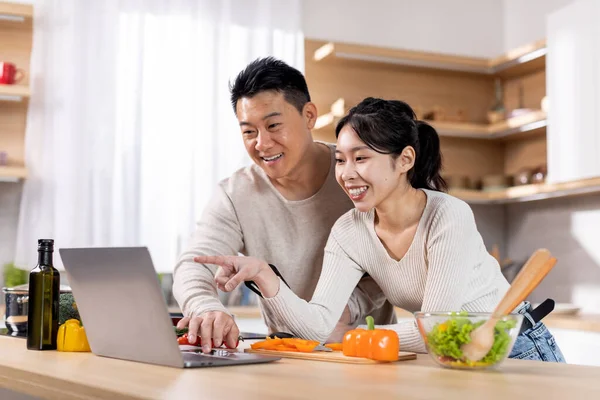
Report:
461,249,557,362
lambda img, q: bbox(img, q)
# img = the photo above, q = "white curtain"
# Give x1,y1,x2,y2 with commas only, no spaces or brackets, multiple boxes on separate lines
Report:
15,0,304,272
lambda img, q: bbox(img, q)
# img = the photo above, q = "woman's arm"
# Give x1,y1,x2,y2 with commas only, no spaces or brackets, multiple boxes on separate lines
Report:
195,233,366,343
264,234,366,341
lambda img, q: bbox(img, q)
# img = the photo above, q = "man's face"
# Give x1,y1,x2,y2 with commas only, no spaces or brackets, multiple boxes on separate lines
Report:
236,91,316,180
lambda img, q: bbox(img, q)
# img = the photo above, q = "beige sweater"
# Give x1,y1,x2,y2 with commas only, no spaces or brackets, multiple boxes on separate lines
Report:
261,189,511,353
172,142,397,336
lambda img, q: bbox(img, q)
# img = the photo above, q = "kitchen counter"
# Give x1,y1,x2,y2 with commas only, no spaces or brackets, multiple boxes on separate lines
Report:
544,313,600,333
0,336,599,399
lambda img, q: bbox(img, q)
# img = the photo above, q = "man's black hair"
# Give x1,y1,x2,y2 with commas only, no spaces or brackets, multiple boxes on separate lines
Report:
230,57,311,114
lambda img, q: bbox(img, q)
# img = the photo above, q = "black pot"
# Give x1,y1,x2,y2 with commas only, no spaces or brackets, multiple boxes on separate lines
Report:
3,284,72,333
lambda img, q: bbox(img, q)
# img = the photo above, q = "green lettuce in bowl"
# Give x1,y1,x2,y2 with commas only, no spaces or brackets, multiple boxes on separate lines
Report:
415,311,523,369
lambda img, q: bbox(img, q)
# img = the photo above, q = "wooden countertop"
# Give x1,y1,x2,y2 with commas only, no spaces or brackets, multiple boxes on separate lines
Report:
544,313,600,333
0,336,599,399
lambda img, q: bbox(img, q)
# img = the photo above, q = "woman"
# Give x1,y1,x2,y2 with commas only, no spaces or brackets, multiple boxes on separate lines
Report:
196,97,565,362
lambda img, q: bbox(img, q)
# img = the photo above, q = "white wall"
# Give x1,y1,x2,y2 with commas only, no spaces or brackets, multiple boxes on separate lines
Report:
302,0,505,58
303,0,580,57
507,194,600,314
503,0,575,50
470,204,507,270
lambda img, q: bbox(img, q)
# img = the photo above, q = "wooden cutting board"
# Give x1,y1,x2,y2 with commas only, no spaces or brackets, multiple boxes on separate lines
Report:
244,348,417,364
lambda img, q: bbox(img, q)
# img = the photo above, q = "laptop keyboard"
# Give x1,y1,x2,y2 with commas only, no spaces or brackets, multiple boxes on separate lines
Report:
182,351,220,366
181,348,280,368
182,349,237,366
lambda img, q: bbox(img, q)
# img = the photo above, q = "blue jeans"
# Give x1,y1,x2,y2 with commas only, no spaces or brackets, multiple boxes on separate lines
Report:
508,303,566,362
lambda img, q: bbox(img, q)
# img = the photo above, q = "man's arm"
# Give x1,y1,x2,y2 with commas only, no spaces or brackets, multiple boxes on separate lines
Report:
172,184,244,318
346,273,390,325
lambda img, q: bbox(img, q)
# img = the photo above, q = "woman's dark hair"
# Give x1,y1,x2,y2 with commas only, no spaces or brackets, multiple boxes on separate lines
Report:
230,57,310,114
335,97,447,192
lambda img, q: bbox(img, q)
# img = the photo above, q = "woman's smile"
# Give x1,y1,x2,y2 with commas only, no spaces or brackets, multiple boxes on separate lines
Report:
346,185,369,201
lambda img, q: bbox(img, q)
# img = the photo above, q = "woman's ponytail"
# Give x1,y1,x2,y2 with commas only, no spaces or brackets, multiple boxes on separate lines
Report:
411,121,447,192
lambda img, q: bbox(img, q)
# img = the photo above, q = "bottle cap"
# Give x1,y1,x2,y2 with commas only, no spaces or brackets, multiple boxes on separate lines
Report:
37,239,54,251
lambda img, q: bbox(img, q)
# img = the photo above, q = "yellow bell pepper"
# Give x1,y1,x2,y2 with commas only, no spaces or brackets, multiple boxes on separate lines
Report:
57,319,91,352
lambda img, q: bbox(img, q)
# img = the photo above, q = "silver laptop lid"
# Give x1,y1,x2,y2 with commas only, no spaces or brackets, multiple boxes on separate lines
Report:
59,247,183,368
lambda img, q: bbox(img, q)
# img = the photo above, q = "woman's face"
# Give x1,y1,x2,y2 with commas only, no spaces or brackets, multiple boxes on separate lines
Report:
335,125,413,212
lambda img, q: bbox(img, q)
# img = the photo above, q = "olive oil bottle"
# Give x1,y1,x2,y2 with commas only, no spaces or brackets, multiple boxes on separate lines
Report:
27,239,61,350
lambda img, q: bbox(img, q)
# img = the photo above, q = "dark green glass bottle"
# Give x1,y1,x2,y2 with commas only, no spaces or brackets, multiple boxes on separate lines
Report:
27,239,60,350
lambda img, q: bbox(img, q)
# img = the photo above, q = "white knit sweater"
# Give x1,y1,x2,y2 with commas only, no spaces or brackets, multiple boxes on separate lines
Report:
261,189,511,353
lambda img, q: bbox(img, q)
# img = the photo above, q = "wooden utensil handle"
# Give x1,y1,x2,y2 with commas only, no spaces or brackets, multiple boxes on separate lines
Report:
493,249,556,316
502,257,556,315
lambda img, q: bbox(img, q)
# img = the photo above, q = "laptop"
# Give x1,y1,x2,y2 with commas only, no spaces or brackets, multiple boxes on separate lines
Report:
59,246,280,368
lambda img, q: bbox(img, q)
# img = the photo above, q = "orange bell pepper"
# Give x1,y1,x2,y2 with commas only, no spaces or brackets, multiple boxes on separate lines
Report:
325,343,343,351
342,316,399,362
250,337,320,353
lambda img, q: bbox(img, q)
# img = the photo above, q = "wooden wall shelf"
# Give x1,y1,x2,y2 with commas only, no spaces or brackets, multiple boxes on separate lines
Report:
313,39,546,79
450,177,600,204
429,110,546,139
0,2,33,21
489,39,547,79
316,110,546,141
0,85,30,101
313,41,490,74
0,166,27,182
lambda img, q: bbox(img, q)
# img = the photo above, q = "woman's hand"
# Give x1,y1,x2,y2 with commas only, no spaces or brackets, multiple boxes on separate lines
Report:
193,255,281,297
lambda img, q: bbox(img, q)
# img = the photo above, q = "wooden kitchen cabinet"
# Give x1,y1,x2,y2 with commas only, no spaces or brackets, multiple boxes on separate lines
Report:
0,1,33,183
305,37,600,205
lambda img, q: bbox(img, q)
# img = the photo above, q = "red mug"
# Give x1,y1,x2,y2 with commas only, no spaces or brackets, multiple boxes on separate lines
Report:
0,62,24,85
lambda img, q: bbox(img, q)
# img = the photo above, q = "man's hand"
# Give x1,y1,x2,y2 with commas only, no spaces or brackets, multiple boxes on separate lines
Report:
176,311,239,354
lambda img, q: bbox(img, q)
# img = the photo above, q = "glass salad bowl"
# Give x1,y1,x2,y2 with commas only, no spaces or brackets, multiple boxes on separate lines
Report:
414,311,523,370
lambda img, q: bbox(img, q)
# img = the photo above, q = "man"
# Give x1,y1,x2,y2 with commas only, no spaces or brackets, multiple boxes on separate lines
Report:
173,57,396,353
